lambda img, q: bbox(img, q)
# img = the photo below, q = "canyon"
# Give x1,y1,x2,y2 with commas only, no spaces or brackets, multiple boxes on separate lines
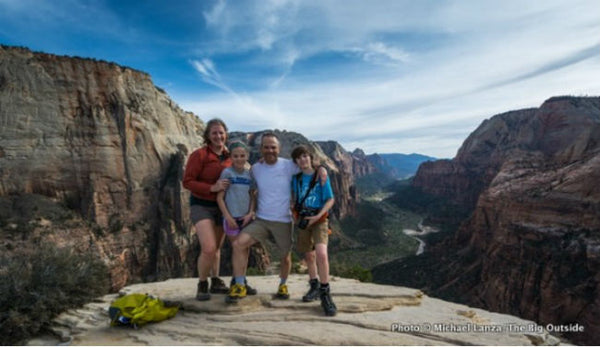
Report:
374,96,600,345
3,44,598,345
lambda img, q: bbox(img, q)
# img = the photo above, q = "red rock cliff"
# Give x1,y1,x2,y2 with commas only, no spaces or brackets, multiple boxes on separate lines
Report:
406,96,600,344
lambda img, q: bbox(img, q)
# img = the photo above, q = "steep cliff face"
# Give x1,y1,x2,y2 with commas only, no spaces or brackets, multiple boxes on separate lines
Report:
376,96,600,344
228,130,376,219
316,142,377,218
412,108,538,209
0,45,204,290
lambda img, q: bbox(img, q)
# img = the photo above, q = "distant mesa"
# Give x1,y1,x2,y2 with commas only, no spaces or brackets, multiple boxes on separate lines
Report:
367,153,437,179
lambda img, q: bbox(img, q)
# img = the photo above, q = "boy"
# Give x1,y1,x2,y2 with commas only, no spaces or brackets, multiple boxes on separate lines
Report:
291,145,337,316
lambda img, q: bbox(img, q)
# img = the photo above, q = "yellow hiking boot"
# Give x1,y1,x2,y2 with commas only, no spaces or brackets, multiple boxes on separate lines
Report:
275,283,290,300
225,283,247,304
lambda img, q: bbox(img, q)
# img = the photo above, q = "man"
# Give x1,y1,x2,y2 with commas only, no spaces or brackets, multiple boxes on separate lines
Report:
226,132,299,303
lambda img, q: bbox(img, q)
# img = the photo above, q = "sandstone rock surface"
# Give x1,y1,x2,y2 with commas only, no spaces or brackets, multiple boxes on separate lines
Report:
28,275,561,346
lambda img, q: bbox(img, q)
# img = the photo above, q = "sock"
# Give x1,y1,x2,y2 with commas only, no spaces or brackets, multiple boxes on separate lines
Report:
280,277,287,285
234,276,245,285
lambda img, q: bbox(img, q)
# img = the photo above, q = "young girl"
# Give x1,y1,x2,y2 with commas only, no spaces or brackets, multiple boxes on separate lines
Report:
291,145,337,316
216,141,257,296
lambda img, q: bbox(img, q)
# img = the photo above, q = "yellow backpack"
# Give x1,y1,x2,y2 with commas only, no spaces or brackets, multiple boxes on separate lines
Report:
108,293,179,328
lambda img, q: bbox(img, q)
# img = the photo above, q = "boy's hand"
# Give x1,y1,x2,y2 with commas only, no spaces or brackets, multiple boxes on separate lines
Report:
305,215,321,228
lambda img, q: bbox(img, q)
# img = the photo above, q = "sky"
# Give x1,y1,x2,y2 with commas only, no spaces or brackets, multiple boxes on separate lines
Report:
1,0,599,158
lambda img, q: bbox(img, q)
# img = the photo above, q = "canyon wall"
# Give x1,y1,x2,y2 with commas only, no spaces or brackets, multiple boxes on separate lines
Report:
375,96,600,344
0,45,204,290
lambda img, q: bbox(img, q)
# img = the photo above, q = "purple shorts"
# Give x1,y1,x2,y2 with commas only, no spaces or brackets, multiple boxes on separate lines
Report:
224,217,244,236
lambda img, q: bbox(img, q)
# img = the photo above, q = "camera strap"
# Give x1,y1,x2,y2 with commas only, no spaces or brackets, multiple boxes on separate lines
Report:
295,170,319,208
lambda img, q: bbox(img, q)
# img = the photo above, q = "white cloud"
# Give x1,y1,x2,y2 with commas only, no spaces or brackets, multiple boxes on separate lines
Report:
4,0,599,158
181,0,600,155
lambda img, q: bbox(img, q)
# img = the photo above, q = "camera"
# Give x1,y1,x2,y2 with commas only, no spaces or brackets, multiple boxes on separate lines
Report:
295,205,319,230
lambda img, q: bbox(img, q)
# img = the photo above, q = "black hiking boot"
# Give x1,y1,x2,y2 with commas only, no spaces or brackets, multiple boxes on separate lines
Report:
196,280,210,301
302,278,320,302
245,279,258,296
210,277,229,294
320,286,337,316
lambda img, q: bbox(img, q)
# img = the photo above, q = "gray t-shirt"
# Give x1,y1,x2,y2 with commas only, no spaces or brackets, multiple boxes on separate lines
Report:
219,167,253,218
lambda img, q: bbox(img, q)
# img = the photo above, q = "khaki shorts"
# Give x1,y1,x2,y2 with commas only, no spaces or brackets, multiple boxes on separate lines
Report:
243,218,293,255
296,221,329,253
190,204,222,226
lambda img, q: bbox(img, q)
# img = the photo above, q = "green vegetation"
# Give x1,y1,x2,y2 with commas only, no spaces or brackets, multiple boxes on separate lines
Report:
329,199,422,282
330,264,373,282
385,183,471,228
0,245,110,345
355,172,396,196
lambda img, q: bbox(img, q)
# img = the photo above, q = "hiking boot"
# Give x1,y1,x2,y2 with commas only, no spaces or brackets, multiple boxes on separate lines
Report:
210,277,229,294
196,280,210,301
225,283,247,304
320,288,337,316
229,278,257,295
302,278,320,302
245,280,258,296
274,283,290,300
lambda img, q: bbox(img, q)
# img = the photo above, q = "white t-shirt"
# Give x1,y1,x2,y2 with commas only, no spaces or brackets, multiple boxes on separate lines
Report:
251,158,300,223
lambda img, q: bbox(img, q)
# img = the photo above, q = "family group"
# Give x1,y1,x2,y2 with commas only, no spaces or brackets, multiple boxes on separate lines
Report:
182,118,337,316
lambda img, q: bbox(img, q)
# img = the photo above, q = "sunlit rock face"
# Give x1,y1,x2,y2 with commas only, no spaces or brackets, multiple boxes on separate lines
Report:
383,96,600,345
0,45,205,290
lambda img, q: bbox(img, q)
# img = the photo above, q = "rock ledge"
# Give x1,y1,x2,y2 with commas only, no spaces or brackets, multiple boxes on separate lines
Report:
28,275,564,346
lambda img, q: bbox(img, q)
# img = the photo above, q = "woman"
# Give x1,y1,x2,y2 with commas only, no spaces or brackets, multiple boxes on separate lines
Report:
183,118,232,301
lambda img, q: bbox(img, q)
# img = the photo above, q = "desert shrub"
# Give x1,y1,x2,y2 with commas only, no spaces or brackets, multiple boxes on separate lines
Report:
331,263,373,282
0,245,109,345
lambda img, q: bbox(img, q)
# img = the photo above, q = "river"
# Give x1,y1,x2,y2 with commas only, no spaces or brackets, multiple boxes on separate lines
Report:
402,220,440,255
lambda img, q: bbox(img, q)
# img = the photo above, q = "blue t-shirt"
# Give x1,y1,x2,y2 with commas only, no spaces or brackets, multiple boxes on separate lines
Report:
292,172,334,210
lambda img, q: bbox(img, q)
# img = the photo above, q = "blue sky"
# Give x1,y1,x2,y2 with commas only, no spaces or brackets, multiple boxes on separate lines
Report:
1,0,599,158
